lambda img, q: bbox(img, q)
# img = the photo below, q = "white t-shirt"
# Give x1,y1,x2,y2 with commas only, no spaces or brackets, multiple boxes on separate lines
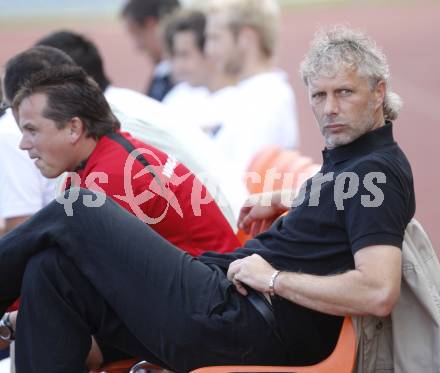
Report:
213,69,300,174
104,86,247,226
163,82,237,136
0,109,56,219
163,82,210,131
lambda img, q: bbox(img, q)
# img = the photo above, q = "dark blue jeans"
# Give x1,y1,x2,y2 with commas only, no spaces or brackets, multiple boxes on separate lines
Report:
0,189,288,373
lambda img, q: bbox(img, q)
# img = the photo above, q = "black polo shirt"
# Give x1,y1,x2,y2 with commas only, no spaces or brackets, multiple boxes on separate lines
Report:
201,122,415,274
200,122,415,364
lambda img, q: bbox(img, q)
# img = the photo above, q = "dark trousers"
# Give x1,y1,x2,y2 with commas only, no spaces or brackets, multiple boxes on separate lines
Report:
0,189,288,373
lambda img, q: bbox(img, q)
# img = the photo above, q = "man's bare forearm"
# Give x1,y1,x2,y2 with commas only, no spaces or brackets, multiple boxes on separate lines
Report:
229,246,402,317
274,246,402,317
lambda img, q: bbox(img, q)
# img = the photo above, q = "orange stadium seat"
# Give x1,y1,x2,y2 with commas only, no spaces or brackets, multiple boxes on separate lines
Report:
245,146,321,194
93,358,140,373
189,316,356,373
121,317,356,373
120,317,356,373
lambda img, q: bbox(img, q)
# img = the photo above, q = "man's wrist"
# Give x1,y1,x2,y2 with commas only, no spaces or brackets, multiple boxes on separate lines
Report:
268,270,282,297
275,189,295,213
0,313,15,341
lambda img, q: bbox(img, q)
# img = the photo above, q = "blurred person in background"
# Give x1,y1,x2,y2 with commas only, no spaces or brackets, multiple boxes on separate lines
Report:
121,0,180,101
0,60,57,238
1,52,65,373
0,80,10,367
205,0,300,174
0,82,5,238
36,30,248,222
162,9,237,136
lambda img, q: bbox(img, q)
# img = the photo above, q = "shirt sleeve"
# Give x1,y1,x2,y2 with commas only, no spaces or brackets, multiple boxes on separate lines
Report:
0,131,48,219
342,157,414,254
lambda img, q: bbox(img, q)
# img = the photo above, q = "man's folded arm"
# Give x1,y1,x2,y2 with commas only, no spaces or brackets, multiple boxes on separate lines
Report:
274,244,402,317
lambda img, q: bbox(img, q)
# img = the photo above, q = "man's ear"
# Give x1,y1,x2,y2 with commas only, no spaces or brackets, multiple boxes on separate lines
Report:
374,80,386,110
67,117,85,144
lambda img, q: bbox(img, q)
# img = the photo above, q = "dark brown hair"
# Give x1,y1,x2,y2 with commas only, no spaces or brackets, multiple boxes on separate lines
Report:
121,0,180,25
163,9,206,55
13,65,120,139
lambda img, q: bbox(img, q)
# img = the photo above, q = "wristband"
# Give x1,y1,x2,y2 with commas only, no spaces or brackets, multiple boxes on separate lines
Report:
0,313,15,341
268,270,281,297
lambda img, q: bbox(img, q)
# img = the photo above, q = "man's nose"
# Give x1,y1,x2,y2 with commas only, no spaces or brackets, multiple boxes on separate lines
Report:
323,95,340,116
19,134,32,151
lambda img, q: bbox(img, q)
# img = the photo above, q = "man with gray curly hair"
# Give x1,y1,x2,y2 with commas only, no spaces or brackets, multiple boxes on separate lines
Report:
0,26,414,372
300,25,402,148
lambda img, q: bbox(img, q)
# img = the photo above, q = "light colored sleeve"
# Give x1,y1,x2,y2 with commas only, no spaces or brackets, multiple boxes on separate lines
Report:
213,77,300,175
0,130,49,219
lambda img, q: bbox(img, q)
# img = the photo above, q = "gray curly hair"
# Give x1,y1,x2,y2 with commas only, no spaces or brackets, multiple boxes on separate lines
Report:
300,25,402,121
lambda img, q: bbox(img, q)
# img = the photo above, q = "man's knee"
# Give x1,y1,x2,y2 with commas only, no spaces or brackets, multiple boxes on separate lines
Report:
21,248,65,295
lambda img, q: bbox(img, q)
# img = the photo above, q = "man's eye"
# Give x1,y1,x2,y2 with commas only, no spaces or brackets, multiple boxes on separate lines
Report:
340,89,352,96
312,92,325,99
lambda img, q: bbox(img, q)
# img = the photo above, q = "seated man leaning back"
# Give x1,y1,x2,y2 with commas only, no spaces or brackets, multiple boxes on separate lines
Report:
0,63,240,365
0,26,414,373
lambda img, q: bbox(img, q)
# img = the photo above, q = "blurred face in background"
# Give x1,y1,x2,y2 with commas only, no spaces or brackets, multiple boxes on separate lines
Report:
123,16,163,63
205,11,243,76
1,73,9,106
170,30,211,87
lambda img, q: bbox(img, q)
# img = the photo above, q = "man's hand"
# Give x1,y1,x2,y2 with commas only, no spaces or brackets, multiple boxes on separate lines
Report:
238,191,292,235
0,311,17,349
227,254,276,296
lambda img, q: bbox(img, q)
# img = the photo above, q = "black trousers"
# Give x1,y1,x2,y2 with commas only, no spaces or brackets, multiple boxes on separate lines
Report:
0,189,288,373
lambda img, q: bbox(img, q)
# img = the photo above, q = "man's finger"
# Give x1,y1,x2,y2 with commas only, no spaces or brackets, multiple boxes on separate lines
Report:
250,219,262,237
238,211,256,232
233,278,248,296
237,206,251,226
226,260,241,281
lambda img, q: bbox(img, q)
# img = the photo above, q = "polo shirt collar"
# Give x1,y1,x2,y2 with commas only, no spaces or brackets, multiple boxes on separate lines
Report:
322,121,395,165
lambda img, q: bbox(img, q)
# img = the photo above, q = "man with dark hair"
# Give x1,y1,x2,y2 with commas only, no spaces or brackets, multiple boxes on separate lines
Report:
12,64,238,256
2,46,75,104
0,47,67,236
0,26,415,373
164,9,206,62
1,64,239,369
163,9,208,86
35,30,246,220
121,0,180,100
0,80,10,363
161,9,237,136
35,31,110,90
